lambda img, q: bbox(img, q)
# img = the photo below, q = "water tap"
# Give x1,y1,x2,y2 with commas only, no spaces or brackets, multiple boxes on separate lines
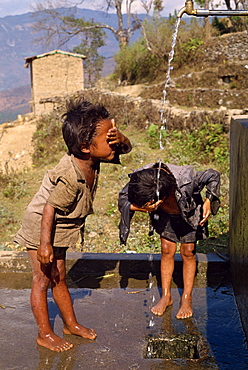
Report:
177,0,248,17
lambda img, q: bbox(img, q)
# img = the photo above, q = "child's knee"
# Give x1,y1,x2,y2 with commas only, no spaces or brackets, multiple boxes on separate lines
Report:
33,274,50,290
161,239,177,257
180,244,195,258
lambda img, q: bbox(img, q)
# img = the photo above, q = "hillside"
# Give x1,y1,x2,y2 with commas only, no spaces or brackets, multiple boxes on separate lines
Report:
0,85,31,123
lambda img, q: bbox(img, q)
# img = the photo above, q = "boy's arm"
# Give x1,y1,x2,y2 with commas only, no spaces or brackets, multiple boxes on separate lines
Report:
107,119,132,154
195,169,220,215
199,198,211,226
130,200,163,213
118,183,161,244
37,203,55,264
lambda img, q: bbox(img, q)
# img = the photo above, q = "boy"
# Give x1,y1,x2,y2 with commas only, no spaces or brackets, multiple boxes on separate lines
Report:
15,98,132,352
118,162,220,319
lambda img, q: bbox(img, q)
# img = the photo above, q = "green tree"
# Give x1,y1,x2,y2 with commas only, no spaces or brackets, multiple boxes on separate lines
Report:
32,0,160,49
114,37,159,83
140,14,176,59
114,15,205,84
72,24,106,87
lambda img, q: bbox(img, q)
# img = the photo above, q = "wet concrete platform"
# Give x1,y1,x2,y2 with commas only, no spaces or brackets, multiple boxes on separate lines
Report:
0,252,248,369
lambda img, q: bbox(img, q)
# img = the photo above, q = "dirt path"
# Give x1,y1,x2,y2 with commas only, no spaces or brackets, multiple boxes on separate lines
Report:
0,121,37,173
114,84,145,97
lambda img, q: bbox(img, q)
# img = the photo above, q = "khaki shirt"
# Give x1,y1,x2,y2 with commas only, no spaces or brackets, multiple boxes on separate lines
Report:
15,154,99,248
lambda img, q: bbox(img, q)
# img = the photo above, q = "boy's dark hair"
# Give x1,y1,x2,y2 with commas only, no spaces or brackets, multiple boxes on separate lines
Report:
62,98,109,158
128,167,176,207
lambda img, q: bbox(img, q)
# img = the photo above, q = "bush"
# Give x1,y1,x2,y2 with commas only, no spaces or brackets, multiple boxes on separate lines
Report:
32,112,66,166
114,38,162,84
0,205,16,225
0,170,27,199
113,16,206,85
147,124,166,149
166,119,229,172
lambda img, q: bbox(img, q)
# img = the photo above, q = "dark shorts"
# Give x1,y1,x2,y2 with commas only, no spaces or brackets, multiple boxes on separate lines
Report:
15,236,68,258
151,208,206,244
26,245,68,258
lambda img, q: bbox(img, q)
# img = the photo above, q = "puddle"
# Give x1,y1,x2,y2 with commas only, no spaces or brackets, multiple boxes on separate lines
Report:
0,265,248,369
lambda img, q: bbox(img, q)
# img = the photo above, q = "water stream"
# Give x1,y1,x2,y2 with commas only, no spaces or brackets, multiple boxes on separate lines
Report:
147,18,181,334
147,158,162,329
159,17,181,149
148,252,155,329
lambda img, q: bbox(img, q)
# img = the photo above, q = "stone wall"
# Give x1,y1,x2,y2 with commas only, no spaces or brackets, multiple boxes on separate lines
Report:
197,31,248,65
140,82,248,110
140,31,248,109
229,116,248,344
167,88,248,110
31,53,84,115
48,87,244,133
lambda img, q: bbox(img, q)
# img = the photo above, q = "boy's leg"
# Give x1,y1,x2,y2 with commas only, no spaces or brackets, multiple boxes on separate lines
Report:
176,243,196,319
28,249,73,352
50,250,97,340
151,238,176,316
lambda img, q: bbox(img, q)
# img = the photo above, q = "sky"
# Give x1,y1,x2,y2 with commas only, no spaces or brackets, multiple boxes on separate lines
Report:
0,0,185,18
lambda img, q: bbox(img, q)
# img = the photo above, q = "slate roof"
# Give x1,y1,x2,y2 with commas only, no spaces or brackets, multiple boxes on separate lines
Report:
24,49,86,67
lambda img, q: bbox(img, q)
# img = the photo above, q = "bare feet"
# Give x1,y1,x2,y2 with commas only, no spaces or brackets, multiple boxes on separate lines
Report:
36,325,96,352
63,324,97,340
176,294,193,319
36,333,73,352
151,295,173,316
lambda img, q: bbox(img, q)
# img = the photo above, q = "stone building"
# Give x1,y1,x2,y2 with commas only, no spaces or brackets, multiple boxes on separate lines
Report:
24,50,86,116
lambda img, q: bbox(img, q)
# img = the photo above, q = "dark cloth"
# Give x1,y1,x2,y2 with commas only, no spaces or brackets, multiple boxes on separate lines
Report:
151,208,207,243
118,163,220,245
26,245,68,257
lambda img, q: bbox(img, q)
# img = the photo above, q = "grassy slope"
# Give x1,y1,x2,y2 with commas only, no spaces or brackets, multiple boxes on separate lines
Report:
0,124,229,255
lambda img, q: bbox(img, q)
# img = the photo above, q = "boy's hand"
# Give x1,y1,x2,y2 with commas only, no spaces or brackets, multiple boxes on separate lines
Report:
106,119,124,146
130,200,163,213
37,243,54,265
199,198,211,226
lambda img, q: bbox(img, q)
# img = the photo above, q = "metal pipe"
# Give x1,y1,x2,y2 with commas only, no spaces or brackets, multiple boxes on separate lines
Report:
194,9,248,16
177,0,248,17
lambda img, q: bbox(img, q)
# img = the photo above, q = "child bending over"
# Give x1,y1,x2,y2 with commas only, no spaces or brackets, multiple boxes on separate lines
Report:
15,98,132,352
118,162,220,319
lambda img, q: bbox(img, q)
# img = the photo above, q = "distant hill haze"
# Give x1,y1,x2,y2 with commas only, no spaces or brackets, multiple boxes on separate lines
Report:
0,86,31,123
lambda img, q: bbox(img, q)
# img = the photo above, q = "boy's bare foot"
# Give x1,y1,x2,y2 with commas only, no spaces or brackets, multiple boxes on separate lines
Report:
63,324,97,340
176,294,193,319
151,296,173,316
37,333,73,352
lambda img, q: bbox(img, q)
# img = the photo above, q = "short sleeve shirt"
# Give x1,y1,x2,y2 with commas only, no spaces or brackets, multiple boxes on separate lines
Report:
15,154,98,248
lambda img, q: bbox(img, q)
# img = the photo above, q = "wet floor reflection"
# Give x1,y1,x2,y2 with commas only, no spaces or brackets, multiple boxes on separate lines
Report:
1,269,248,369
37,345,77,370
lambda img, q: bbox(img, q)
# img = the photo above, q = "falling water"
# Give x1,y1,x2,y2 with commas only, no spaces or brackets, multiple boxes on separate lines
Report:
148,159,162,328
159,17,181,150
148,248,155,328
156,159,162,201
147,18,181,330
